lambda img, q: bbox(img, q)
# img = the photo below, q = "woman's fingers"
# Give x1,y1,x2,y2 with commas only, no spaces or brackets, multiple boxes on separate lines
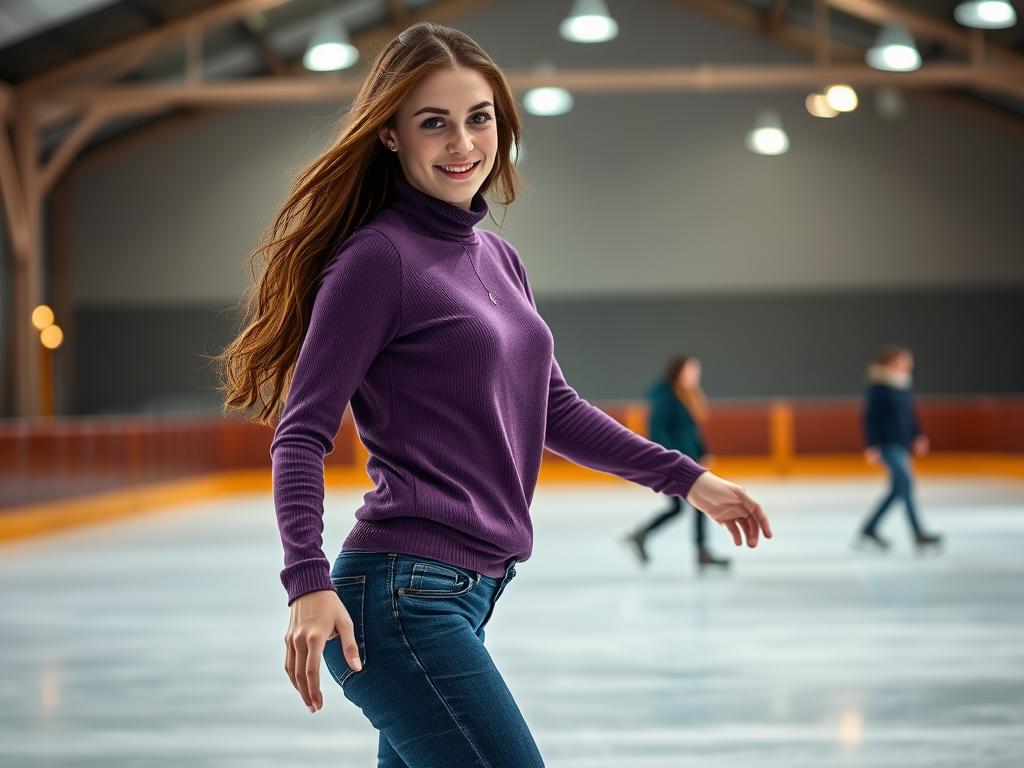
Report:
337,620,362,673
284,635,297,691
293,639,312,709
696,476,771,548
285,590,353,713
742,494,772,539
305,635,326,711
724,519,743,546
743,513,759,548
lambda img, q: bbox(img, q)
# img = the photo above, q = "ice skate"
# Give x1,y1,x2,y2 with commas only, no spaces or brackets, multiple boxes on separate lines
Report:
854,528,891,552
623,531,650,566
697,548,730,569
914,531,944,554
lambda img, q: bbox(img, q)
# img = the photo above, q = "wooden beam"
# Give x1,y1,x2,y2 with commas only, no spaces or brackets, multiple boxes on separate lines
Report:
63,32,166,89
354,0,494,62
22,0,293,95
825,0,1024,68
0,115,30,255
12,96,43,417
22,0,497,197
39,107,115,195
48,64,1024,111
0,81,11,121
814,0,830,66
185,24,203,83
677,0,1024,135
4,0,497,419
681,0,862,61
769,0,792,27
240,15,290,76
33,38,165,133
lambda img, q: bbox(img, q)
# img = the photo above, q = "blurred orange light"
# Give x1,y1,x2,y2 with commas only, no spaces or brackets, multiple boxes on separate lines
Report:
32,304,55,330
40,324,64,349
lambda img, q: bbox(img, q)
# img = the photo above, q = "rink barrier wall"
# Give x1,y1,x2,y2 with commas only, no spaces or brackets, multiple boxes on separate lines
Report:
2,397,1023,541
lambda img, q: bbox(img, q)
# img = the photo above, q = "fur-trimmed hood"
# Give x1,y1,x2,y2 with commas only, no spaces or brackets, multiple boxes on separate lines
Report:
867,363,912,389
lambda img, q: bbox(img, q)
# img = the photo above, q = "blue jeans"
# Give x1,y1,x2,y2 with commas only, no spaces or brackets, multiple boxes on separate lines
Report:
863,445,923,537
322,551,544,768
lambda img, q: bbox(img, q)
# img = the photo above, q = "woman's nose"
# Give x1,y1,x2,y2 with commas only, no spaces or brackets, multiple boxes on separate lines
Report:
448,124,473,154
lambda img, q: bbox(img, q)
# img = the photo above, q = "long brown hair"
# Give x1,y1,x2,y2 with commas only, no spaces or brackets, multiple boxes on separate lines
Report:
662,355,710,424
213,22,524,425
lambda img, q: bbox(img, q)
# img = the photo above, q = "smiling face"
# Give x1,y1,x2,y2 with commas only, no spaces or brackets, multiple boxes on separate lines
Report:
379,64,498,210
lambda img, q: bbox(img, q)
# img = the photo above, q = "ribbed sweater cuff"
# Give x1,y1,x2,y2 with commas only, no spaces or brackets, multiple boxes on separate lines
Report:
281,558,334,606
673,457,709,498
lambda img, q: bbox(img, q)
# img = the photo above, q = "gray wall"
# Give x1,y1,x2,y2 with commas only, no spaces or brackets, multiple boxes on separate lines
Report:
44,0,1024,413
70,288,1024,415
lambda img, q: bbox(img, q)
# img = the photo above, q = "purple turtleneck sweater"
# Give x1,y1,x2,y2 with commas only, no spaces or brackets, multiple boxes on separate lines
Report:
270,173,708,604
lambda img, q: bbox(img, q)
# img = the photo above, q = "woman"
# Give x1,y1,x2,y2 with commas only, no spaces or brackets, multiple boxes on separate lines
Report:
624,356,729,569
217,22,771,767
857,345,942,552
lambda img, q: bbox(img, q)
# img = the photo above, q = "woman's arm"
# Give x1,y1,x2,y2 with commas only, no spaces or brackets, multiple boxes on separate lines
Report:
506,247,770,546
504,246,705,496
545,355,708,498
270,229,403,605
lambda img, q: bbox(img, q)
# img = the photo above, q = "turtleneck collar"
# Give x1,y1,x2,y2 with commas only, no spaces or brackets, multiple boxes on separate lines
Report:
387,172,489,240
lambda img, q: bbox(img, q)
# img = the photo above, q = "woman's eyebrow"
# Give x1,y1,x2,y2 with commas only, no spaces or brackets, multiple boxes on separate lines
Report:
412,100,493,116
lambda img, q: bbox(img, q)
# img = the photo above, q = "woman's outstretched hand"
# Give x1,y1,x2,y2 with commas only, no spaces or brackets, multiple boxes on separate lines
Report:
686,471,772,548
285,589,362,713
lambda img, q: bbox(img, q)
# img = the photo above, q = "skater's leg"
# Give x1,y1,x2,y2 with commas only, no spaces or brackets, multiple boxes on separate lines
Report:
324,552,542,768
642,495,683,535
884,446,923,538
862,454,900,534
693,502,730,567
892,448,925,536
625,496,683,564
692,500,706,549
377,733,409,768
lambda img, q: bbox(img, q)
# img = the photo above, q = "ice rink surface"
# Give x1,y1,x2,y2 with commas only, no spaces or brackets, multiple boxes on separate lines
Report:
1,476,1022,767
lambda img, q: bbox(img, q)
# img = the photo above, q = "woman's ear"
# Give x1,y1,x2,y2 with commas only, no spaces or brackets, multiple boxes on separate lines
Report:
378,127,396,150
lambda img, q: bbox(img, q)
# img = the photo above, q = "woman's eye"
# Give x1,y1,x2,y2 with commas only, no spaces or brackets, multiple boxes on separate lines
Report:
421,113,493,129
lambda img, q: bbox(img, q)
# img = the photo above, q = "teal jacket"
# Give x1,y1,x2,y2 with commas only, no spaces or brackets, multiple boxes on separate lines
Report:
646,380,706,460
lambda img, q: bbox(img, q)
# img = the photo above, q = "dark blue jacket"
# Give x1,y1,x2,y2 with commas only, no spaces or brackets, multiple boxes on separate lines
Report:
646,380,706,460
864,383,922,449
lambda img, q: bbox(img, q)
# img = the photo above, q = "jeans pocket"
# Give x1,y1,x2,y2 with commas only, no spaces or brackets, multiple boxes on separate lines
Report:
323,575,366,688
398,561,480,599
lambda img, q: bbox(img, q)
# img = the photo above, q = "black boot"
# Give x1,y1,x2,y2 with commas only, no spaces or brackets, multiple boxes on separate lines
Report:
856,528,890,551
624,530,650,566
697,548,730,569
914,531,943,552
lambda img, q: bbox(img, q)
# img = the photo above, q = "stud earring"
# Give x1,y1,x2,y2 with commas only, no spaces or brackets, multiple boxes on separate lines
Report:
389,144,398,152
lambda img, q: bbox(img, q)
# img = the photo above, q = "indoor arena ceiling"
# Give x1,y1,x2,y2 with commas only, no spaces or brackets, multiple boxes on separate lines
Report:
1,0,1022,157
